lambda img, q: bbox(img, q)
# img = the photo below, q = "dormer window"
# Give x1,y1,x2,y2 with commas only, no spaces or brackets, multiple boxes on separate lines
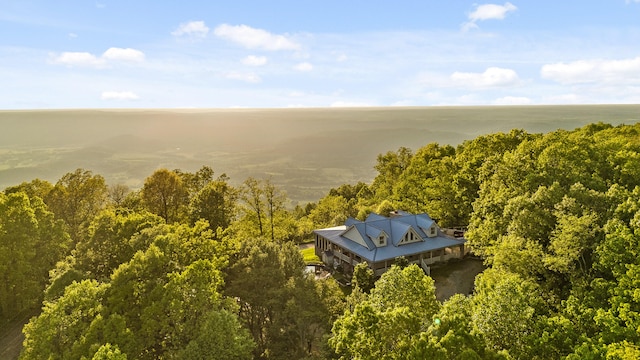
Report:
401,230,422,245
430,226,437,237
379,235,385,245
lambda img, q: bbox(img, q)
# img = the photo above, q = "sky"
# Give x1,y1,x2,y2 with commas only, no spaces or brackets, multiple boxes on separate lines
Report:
2,1,640,109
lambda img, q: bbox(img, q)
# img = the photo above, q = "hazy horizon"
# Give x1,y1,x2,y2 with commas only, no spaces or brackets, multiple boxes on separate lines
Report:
3,105,640,204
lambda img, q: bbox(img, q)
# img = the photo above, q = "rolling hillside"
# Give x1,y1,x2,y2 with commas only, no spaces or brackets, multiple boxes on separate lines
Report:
2,105,639,204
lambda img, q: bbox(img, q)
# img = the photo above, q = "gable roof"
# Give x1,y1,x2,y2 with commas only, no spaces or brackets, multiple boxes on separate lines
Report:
314,212,465,263
365,225,384,240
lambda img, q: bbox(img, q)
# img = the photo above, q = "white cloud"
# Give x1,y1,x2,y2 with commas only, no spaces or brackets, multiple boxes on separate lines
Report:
541,57,640,84
451,67,520,88
214,24,300,51
24,23,640,108
102,47,145,62
540,61,595,84
51,47,146,68
68,33,78,38
461,22,480,32
224,72,261,83
172,21,210,38
101,91,139,100
242,55,268,66
463,2,517,31
493,96,532,105
470,2,517,21
294,62,313,72
52,52,105,67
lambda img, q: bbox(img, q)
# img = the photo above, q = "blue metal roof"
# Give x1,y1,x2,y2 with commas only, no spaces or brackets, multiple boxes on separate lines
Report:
365,213,388,222
390,221,411,246
365,225,384,240
345,217,361,227
313,212,465,263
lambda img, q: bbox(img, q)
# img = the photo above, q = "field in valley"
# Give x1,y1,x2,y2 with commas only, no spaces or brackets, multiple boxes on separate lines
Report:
2,105,640,204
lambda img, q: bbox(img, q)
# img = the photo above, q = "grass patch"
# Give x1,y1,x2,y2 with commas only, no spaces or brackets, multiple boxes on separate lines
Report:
300,247,321,264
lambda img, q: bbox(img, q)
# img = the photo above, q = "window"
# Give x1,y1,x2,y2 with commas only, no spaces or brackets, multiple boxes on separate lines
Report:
379,235,385,245
430,227,436,236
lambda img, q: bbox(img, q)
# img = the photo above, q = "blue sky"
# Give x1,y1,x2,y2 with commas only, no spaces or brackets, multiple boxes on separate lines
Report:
2,1,640,109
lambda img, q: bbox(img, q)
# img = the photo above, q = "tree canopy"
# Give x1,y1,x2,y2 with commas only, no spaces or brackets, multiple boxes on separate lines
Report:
5,121,640,359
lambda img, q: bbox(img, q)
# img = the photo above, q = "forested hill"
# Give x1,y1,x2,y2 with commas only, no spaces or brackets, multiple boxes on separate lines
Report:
2,105,640,204
3,121,640,358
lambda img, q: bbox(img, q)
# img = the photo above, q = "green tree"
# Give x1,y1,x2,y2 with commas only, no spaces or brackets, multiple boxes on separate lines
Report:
225,238,336,359
393,143,459,226
107,184,131,208
330,265,439,359
352,262,375,293
91,344,128,360
0,192,70,323
368,264,439,322
370,147,413,201
45,168,108,242
75,209,163,281
234,178,299,241
240,177,266,237
329,182,370,203
307,195,351,228
23,221,246,359
375,199,396,217
141,168,187,223
525,314,582,360
584,216,640,350
264,178,287,241
188,175,237,233
452,129,531,225
544,211,598,279
45,209,163,301
331,302,417,360
178,309,254,360
4,178,53,200
409,294,502,360
20,279,107,360
471,269,543,359
178,165,215,200
107,257,245,358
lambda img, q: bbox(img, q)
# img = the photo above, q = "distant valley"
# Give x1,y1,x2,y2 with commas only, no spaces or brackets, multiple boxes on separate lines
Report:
2,105,639,204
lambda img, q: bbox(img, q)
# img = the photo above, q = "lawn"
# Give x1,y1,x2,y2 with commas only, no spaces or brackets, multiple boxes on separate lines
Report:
300,246,321,264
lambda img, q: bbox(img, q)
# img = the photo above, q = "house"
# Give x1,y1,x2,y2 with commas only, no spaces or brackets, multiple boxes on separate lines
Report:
313,211,467,276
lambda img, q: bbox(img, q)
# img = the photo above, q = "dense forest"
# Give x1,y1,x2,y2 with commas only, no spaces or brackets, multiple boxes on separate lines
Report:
2,122,640,359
